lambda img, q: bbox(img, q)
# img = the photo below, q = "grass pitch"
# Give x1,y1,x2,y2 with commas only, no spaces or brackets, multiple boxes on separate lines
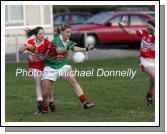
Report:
5,57,155,122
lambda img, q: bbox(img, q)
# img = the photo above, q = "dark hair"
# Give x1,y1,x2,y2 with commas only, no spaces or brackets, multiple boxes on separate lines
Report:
147,19,155,27
25,26,44,38
55,25,62,34
55,24,71,34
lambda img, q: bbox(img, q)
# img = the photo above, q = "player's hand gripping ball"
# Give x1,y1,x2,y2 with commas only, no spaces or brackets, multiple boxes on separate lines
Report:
26,44,35,52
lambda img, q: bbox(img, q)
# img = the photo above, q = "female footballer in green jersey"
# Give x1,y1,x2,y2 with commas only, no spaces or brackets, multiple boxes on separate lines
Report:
41,24,94,113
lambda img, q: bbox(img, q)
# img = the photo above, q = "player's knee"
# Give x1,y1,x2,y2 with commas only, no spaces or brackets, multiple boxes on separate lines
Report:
43,89,50,97
70,78,77,86
152,78,155,85
150,76,155,86
42,84,52,96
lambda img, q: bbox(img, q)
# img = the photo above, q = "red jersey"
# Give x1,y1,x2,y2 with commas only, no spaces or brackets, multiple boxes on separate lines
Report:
136,30,155,58
25,38,51,71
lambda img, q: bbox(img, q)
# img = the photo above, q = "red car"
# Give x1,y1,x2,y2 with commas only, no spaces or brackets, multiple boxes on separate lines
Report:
70,11,154,47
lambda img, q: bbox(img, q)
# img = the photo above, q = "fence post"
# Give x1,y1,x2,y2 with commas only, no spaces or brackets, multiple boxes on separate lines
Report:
15,35,20,63
84,32,88,60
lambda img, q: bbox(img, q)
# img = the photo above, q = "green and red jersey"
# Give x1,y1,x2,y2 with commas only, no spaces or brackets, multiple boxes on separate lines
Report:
45,35,73,69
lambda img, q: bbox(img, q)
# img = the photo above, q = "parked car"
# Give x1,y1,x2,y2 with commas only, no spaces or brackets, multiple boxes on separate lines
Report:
70,11,154,47
115,7,155,18
141,11,155,18
53,12,92,26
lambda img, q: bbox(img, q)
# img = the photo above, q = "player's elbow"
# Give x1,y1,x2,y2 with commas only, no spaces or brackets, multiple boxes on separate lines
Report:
18,47,25,53
56,48,68,54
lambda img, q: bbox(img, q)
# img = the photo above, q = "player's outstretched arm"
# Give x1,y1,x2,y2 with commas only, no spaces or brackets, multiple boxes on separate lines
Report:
49,44,67,54
68,42,94,52
71,45,94,52
18,46,27,54
71,46,87,52
56,47,68,54
18,44,35,53
118,23,136,36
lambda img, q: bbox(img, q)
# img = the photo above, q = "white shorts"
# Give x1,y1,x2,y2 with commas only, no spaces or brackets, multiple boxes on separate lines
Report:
140,57,155,69
41,65,71,81
29,68,43,78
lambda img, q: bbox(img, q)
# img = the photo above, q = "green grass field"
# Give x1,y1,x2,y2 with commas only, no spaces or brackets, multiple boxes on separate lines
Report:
5,57,155,122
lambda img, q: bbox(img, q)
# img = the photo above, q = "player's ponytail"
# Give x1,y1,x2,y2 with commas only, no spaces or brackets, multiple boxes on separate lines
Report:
25,27,44,38
55,25,62,34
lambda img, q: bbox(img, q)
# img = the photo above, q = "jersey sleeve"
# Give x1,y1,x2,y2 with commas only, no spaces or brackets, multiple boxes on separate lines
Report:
24,39,34,47
52,37,61,48
52,39,56,45
44,39,51,49
136,30,147,37
49,37,60,52
52,37,59,45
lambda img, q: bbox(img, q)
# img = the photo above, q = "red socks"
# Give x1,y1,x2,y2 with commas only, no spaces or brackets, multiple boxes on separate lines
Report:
146,91,153,98
79,95,87,104
43,106,48,112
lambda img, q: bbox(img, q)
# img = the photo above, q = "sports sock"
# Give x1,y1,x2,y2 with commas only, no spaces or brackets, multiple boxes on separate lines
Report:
79,95,87,104
38,100,43,104
37,101,43,112
146,91,153,98
49,101,54,106
43,106,48,112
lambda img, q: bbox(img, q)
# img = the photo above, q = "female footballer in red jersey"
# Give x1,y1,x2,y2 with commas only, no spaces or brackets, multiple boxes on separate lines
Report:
18,27,56,114
119,19,155,106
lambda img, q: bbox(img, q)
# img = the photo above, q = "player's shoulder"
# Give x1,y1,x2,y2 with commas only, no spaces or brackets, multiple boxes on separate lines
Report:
142,30,148,35
44,38,51,44
136,30,147,35
54,35,61,41
52,36,62,45
27,38,35,45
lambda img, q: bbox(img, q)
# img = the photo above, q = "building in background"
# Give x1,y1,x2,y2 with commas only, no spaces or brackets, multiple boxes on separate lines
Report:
5,5,53,54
